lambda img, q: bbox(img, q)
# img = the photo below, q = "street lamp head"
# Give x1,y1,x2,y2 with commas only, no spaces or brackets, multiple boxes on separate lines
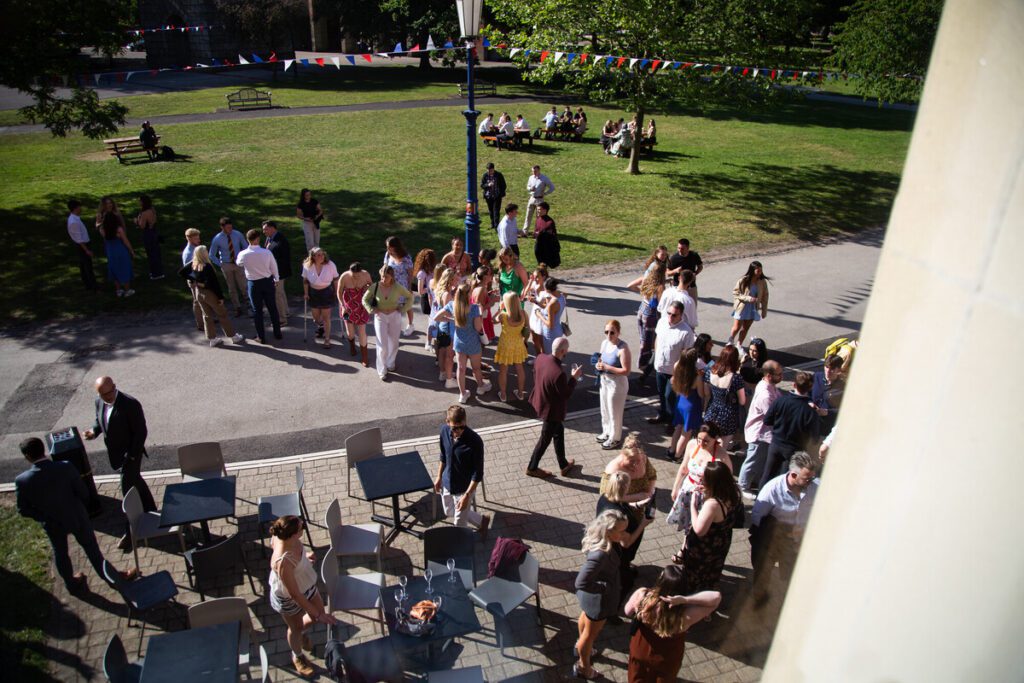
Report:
456,0,483,40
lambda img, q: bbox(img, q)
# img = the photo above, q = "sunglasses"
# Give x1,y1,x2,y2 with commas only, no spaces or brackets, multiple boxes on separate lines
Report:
450,424,467,433
603,330,616,335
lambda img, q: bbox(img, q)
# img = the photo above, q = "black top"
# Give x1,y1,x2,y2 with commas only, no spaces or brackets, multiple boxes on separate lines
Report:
668,251,703,282
178,263,225,300
480,170,507,200
575,547,622,620
15,459,91,534
140,126,158,148
297,198,321,219
141,621,239,683
264,230,292,278
439,425,484,496
596,496,639,534
356,451,433,501
91,391,147,471
764,391,821,449
159,476,237,528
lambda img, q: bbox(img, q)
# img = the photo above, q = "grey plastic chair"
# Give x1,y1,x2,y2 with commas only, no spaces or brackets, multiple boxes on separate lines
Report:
184,532,256,600
344,428,384,511
257,465,314,553
320,550,386,636
187,597,256,676
103,560,179,656
428,666,486,683
325,498,383,572
259,644,271,683
177,442,228,482
122,486,186,573
102,634,142,683
423,526,476,588
468,552,541,654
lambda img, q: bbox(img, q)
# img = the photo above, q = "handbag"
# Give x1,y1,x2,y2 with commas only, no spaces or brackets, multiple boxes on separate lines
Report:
560,305,572,337
371,282,380,309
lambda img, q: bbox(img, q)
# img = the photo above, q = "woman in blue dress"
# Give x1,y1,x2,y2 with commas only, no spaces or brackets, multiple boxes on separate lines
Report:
727,260,770,353
101,212,135,297
436,282,492,404
669,349,707,461
533,277,567,354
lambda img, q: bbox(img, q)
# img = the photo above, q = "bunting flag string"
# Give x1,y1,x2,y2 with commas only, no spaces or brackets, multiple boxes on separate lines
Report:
127,24,218,36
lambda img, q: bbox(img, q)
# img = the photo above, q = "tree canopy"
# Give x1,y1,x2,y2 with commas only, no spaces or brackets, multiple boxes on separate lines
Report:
828,0,943,104
0,0,133,138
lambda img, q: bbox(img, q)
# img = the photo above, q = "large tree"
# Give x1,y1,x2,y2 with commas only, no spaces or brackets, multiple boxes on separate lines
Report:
0,0,133,138
827,0,943,104
216,0,308,54
489,0,807,173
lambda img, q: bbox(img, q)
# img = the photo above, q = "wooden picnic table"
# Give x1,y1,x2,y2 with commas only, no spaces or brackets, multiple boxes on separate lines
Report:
103,136,159,163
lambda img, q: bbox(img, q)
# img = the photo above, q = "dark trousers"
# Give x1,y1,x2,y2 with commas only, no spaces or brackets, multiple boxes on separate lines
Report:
77,246,97,290
759,441,799,490
510,243,520,258
48,520,106,589
656,371,676,421
485,196,502,230
119,456,155,535
528,419,568,471
141,228,163,278
247,277,281,342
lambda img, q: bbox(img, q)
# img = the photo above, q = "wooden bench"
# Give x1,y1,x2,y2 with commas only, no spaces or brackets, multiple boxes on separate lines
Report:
226,87,273,111
103,136,160,163
639,136,658,155
481,131,533,151
458,81,497,97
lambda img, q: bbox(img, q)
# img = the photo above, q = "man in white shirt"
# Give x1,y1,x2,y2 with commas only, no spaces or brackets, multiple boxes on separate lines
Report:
496,204,520,257
739,360,783,495
647,302,695,425
236,228,281,344
478,113,495,137
66,199,97,291
749,451,820,607
657,270,698,330
524,165,555,234
542,106,559,137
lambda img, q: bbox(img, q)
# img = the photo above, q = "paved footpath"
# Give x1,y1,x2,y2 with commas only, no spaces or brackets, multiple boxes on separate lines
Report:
0,234,880,483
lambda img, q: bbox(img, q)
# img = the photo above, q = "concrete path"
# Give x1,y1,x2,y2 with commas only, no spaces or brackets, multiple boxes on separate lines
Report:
0,233,881,483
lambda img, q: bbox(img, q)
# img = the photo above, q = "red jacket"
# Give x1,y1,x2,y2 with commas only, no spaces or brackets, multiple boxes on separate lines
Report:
529,353,577,421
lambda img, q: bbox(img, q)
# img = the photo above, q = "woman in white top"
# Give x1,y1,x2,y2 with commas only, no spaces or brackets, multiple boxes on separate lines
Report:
302,247,339,349
594,319,632,449
268,515,336,678
524,264,550,360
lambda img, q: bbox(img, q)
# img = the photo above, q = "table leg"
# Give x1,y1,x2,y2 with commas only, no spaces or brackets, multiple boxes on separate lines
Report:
369,494,425,544
199,520,212,544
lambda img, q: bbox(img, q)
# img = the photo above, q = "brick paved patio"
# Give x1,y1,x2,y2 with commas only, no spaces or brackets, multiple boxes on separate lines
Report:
9,399,788,682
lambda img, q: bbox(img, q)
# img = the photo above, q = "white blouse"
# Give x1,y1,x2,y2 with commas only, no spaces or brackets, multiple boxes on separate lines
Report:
302,261,339,289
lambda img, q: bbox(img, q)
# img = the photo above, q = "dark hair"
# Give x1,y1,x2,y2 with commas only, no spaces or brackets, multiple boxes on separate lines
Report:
678,238,690,247
246,228,261,242
219,216,232,227
269,515,303,540
299,188,312,202
694,333,713,363
794,371,814,394
681,269,695,287
262,220,277,230
479,248,497,262
703,461,740,511
385,236,408,259
19,437,45,461
739,260,771,291
715,345,740,376
446,405,467,424
748,338,769,368
505,203,518,214
698,423,721,439
139,194,153,211
825,354,844,370
537,201,549,211
67,199,81,211
101,212,121,238
544,278,560,293
349,261,363,272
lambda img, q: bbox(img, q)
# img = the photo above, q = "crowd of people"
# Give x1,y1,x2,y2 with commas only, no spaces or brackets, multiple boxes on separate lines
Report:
601,115,657,157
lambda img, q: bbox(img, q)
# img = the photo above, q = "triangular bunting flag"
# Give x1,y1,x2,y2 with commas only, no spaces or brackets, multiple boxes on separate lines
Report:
331,56,340,68
579,53,588,64
346,55,356,65
443,40,454,48
524,49,531,57
540,51,549,62
566,53,576,64
411,44,421,51
125,71,137,81
300,58,309,66
662,60,672,70
284,59,294,71
770,70,776,80
212,58,221,66
362,54,372,62
268,52,277,62
510,48,522,57
252,53,263,63
639,59,649,69
650,59,661,71
483,38,491,47
615,57,626,68
752,68,759,78
741,67,748,76
238,55,250,65
553,52,564,63
629,58,639,69
315,57,324,66
394,42,403,53
426,35,436,50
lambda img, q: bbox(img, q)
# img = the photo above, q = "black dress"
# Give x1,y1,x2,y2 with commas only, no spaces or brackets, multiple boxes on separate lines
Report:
533,216,561,268
680,498,736,593
596,496,643,602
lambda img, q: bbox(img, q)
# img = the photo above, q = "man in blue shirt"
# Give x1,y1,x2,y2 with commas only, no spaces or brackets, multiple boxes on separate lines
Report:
209,217,250,317
433,405,490,539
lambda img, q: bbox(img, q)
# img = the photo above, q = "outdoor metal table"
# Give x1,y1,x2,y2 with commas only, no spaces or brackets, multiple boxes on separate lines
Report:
355,451,433,543
381,572,481,665
159,476,236,544
139,620,239,683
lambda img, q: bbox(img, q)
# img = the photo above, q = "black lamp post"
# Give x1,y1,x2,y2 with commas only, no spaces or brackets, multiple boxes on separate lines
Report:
456,0,483,269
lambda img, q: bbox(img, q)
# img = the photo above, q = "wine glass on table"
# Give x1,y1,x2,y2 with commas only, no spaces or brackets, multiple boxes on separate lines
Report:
447,558,457,583
397,574,408,603
424,568,434,598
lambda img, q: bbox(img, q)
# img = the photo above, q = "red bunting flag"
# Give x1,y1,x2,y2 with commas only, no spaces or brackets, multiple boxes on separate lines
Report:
411,44,421,51
540,51,549,62
712,65,721,73
315,57,324,66
362,54,372,62
742,67,749,76
682,62,693,69
498,43,507,48
268,52,278,62
616,57,626,68
651,59,661,71
579,53,588,64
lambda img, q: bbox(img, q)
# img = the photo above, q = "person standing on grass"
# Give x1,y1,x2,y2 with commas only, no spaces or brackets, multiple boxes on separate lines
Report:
67,199,97,291
433,405,491,539
209,217,250,317
100,211,135,298
524,165,555,232
526,336,583,478
263,221,292,328
134,194,163,280
182,228,205,330
15,437,140,596
237,228,281,344
295,188,324,254
178,246,245,347
481,162,507,231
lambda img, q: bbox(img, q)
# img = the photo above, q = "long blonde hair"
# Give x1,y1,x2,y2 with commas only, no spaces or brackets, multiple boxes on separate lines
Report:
453,283,472,328
581,509,626,553
434,267,457,303
600,471,631,503
502,291,524,326
192,245,213,271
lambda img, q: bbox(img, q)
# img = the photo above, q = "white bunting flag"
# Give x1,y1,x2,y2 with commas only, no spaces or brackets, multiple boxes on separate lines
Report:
426,35,436,50
629,58,639,69
593,55,604,65
238,55,250,65
284,59,294,72
752,68,759,78
510,48,522,57
331,56,340,68
661,60,672,70
554,52,564,63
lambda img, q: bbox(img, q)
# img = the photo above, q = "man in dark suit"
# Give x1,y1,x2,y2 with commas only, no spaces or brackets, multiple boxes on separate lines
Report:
527,336,584,478
262,220,292,328
83,376,155,550
15,437,137,594
480,162,507,231
758,371,822,490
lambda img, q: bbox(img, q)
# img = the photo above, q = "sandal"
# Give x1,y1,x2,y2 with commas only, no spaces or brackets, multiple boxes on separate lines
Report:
671,550,685,565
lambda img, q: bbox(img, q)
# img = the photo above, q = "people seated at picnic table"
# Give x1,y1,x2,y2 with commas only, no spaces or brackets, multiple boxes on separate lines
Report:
478,113,497,137
573,112,588,140
542,106,560,138
496,113,516,144
610,121,634,158
601,120,617,152
139,121,159,160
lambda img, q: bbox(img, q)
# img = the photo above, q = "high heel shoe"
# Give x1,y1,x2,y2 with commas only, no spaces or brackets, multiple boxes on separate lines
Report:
572,663,598,680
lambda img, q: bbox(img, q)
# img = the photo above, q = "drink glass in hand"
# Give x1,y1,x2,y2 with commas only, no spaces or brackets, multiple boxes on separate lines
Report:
447,558,457,582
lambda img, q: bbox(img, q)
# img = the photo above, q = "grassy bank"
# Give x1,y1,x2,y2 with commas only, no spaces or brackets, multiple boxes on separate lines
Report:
0,504,54,681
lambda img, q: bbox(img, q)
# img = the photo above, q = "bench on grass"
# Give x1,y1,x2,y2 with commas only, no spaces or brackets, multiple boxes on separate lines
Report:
104,136,160,163
458,81,497,97
639,136,657,155
481,132,534,151
226,87,273,111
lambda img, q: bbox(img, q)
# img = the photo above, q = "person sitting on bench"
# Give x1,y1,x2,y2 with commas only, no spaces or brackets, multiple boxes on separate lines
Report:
479,113,497,138
559,107,575,134
139,121,159,160
573,113,588,141
497,113,516,145
542,107,559,138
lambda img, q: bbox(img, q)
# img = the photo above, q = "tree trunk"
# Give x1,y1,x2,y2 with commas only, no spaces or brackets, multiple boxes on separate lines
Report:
307,0,318,51
627,107,644,175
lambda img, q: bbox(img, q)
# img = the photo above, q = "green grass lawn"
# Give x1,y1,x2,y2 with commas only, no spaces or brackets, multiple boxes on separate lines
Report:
0,504,54,681
0,94,913,322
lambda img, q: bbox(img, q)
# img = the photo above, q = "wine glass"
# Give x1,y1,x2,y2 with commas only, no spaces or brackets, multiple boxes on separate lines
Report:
424,568,434,598
447,558,457,582
433,595,444,613
397,574,408,602
394,606,403,625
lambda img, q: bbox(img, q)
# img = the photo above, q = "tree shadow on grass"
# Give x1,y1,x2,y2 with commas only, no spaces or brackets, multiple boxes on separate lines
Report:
0,185,456,324
661,163,900,242
667,98,917,133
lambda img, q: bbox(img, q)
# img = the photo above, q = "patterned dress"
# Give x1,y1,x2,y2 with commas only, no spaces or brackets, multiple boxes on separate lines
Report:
341,285,370,325
702,368,745,435
680,499,736,593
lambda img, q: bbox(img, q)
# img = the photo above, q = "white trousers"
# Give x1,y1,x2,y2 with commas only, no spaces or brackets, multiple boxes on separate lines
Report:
441,488,483,528
373,310,402,376
302,219,319,253
523,195,544,234
599,373,629,442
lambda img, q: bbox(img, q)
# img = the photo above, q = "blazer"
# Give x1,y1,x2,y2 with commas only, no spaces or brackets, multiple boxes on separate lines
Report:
574,547,622,621
732,277,769,318
265,230,293,279
529,353,577,422
15,459,91,535
92,391,148,471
